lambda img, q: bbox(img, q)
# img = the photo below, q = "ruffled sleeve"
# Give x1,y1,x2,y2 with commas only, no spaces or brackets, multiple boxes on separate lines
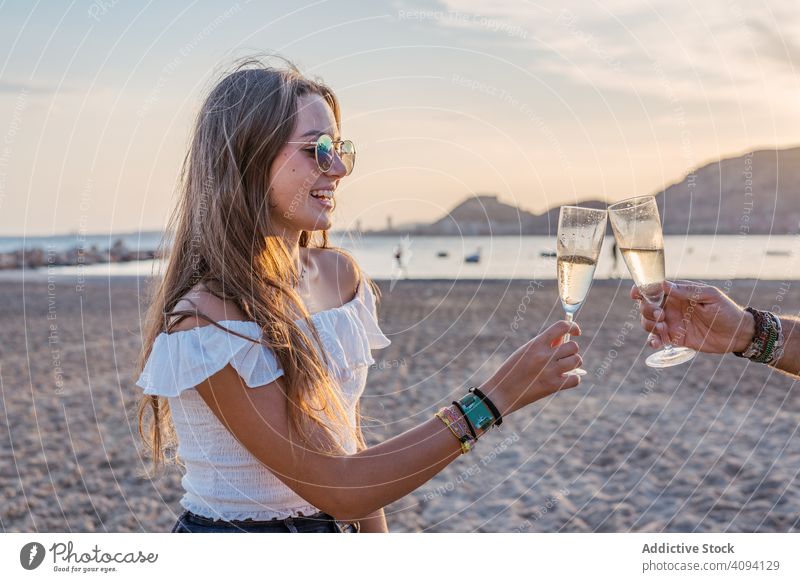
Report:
353,277,392,350
302,275,392,379
135,320,284,397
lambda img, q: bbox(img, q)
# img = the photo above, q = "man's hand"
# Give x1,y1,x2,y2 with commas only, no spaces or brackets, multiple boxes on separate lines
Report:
632,280,755,354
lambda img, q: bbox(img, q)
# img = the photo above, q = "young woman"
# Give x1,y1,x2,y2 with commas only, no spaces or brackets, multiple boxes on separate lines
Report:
135,57,584,533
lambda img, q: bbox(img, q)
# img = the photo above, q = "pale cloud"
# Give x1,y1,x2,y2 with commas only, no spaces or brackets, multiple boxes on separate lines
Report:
0,79,65,94
434,0,800,110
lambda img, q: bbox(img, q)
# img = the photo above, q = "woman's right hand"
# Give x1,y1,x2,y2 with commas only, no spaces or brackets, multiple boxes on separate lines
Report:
482,320,583,418
632,280,755,354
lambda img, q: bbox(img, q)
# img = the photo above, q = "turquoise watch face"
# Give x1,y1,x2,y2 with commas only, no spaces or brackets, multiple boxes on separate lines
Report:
459,394,495,431
474,414,493,430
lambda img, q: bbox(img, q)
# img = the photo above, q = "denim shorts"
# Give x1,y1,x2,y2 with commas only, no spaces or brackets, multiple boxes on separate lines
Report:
171,509,360,533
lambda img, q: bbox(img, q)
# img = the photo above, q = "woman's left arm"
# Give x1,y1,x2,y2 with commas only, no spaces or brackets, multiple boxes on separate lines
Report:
354,401,389,532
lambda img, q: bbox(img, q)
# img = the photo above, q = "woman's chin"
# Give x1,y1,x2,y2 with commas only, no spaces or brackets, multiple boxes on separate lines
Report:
296,210,333,232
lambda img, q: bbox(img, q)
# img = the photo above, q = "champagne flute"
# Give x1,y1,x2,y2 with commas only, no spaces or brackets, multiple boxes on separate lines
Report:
556,206,607,376
607,195,696,368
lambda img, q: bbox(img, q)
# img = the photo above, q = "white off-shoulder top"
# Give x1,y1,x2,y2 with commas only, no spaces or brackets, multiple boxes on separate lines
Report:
135,277,391,521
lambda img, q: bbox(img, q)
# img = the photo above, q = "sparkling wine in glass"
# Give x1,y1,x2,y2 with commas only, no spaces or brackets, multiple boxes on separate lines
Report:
608,195,696,368
556,206,607,376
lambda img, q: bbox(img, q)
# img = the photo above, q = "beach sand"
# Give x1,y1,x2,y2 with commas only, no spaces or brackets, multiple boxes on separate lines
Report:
1,276,798,532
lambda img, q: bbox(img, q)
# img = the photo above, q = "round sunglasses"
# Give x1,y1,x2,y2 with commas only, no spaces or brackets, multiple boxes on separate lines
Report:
287,134,356,176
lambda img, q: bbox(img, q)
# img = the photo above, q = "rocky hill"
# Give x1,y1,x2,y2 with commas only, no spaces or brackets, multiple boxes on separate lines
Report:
381,147,800,236
655,147,800,234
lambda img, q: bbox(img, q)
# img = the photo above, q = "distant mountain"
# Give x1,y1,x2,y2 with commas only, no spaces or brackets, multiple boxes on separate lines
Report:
376,194,598,236
655,147,800,234
370,147,800,236
413,195,607,236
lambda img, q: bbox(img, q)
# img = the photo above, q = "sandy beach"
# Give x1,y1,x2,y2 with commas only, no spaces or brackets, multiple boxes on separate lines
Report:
1,275,798,532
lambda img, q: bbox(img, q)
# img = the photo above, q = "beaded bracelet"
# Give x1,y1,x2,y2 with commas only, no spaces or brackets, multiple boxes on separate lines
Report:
442,404,473,441
734,307,785,365
434,386,504,455
761,311,785,365
435,405,475,455
452,399,478,441
436,414,474,455
769,313,786,364
735,307,770,360
756,312,779,364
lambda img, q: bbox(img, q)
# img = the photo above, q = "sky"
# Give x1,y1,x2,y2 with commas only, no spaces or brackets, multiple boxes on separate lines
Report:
0,0,798,236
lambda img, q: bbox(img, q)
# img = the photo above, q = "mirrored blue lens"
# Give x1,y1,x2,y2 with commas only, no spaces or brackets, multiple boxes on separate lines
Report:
316,134,334,172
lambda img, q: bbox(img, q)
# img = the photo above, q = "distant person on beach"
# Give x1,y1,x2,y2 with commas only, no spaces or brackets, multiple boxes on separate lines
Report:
633,280,799,378
135,57,584,534
393,244,407,278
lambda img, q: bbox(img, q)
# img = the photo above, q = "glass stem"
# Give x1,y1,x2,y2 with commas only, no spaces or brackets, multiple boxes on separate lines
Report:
651,298,674,353
562,310,575,345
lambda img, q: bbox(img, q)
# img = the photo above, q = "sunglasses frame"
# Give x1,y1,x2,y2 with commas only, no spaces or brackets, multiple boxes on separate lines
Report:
287,133,356,176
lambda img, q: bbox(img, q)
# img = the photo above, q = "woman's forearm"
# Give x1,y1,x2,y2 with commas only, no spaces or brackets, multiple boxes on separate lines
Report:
330,379,514,522
299,324,577,522
333,415,464,521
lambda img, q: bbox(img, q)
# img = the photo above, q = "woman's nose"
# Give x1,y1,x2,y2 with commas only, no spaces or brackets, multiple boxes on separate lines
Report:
325,151,347,178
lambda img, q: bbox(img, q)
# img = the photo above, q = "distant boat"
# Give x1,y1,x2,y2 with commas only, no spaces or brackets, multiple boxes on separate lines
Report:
540,250,557,258
464,248,481,263
436,250,449,258
766,250,791,256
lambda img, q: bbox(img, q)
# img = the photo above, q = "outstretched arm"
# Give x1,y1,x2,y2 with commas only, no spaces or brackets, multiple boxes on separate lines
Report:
353,401,389,532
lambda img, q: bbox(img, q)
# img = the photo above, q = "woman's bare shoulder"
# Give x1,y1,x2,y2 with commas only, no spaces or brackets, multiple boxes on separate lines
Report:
309,247,360,303
169,283,249,333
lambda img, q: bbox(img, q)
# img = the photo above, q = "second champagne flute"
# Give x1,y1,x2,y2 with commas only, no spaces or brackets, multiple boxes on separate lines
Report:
608,195,696,368
556,206,607,376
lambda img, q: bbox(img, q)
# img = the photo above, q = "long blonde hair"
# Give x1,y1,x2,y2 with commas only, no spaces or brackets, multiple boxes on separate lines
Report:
137,57,369,474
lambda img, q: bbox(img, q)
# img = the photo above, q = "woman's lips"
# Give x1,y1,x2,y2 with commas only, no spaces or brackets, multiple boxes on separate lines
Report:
310,189,334,209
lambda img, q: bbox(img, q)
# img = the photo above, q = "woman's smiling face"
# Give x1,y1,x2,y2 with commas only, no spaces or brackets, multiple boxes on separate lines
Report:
268,93,347,234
